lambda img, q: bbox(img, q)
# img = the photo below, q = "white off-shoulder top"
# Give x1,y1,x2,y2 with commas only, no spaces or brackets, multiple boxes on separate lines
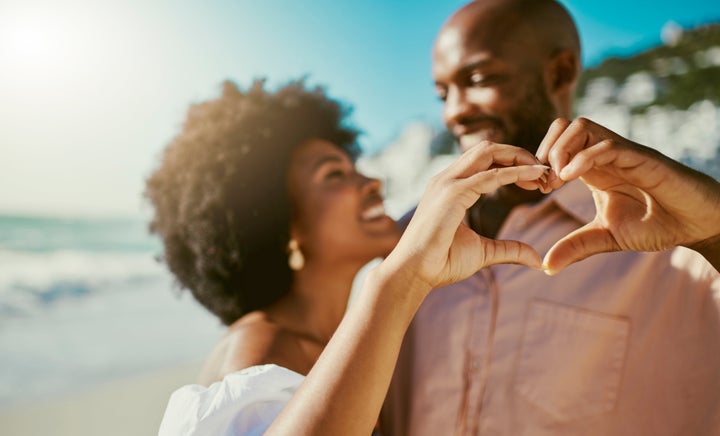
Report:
158,364,304,436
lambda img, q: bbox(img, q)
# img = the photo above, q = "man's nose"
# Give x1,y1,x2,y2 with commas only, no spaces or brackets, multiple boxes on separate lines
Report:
443,87,473,127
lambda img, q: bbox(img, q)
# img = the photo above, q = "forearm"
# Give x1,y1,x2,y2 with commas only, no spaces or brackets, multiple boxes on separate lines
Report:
266,261,430,436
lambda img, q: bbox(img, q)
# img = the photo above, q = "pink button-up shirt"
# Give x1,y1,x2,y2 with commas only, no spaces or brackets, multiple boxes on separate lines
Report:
381,180,720,436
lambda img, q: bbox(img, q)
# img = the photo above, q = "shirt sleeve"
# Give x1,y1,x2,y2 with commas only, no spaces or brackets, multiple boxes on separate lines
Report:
158,364,305,436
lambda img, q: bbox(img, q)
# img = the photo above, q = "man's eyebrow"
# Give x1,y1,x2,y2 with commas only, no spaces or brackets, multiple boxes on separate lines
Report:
456,59,495,76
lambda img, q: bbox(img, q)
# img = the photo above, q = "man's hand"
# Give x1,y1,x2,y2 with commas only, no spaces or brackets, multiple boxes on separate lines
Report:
535,117,720,274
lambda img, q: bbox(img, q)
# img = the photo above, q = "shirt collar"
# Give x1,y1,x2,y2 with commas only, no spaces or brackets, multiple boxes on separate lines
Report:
530,179,596,225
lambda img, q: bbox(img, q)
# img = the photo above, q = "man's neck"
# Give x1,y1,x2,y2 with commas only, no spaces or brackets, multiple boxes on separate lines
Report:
468,185,546,238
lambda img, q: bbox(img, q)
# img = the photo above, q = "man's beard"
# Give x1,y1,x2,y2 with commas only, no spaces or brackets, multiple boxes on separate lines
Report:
505,74,557,155
485,75,557,204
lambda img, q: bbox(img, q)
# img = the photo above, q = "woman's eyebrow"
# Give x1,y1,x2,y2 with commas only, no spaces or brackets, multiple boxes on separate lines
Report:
311,156,345,172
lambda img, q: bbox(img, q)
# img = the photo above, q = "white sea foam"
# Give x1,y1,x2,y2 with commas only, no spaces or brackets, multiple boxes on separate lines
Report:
0,217,224,408
0,249,168,317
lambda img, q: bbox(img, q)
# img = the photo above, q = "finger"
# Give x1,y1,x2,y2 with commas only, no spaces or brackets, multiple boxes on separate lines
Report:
462,164,549,199
535,118,571,164
449,142,539,179
413,165,548,245
542,222,619,275
558,139,618,181
535,119,572,194
536,167,564,194
516,179,547,191
482,239,542,270
546,118,599,176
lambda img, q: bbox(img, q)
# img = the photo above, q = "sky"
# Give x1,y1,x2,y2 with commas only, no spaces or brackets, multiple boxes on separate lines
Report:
1,0,718,217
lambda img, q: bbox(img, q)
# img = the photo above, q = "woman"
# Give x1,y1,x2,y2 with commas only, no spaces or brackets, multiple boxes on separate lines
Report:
147,79,547,435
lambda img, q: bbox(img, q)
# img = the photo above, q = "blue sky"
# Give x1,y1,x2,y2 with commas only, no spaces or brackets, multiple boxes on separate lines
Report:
1,0,718,217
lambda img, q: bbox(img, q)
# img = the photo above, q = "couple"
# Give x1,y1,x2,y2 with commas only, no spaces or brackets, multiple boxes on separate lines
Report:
150,1,720,435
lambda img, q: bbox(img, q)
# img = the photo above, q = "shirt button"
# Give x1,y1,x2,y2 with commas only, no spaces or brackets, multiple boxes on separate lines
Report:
471,360,480,370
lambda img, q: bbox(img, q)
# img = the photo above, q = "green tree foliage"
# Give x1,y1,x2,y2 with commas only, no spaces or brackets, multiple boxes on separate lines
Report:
576,23,720,112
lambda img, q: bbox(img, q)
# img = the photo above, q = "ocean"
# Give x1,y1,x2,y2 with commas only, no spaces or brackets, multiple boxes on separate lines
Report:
0,215,223,408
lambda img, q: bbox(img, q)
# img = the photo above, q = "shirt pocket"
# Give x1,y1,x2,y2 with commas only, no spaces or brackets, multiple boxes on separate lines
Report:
513,300,630,422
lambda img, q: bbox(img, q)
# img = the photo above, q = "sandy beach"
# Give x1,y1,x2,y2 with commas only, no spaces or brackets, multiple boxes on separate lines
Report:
0,363,202,436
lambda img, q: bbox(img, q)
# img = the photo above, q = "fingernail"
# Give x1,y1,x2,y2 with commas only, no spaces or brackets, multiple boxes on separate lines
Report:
559,163,574,180
540,262,555,276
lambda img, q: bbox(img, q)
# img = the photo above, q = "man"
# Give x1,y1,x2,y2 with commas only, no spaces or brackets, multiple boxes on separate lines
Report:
381,1,720,434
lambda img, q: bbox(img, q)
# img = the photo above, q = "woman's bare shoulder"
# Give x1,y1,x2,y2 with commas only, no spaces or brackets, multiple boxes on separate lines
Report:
198,311,309,384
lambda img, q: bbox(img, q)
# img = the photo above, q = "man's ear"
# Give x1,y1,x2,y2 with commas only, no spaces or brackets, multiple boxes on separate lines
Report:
546,49,580,93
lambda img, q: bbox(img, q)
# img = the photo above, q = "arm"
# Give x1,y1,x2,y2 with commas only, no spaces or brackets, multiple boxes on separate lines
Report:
535,117,720,274
266,143,546,436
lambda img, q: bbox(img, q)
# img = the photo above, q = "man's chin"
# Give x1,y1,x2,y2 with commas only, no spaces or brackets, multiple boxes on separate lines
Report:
458,131,505,153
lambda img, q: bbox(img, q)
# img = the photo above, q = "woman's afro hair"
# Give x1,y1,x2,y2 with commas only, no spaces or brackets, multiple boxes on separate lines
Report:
145,79,360,325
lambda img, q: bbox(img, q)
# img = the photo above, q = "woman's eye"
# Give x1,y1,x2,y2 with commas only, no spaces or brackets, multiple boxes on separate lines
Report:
325,169,345,180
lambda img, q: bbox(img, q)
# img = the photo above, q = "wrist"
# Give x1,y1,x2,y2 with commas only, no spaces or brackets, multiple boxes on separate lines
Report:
366,256,433,307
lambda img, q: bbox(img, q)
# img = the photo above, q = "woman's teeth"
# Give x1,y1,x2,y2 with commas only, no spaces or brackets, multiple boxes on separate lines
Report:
361,204,386,221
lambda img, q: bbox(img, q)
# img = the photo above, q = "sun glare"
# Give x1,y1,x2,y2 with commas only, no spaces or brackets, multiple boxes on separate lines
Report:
0,14,68,74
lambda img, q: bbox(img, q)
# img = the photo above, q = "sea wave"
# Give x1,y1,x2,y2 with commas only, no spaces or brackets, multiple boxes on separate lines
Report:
0,215,159,253
0,216,222,408
0,249,171,317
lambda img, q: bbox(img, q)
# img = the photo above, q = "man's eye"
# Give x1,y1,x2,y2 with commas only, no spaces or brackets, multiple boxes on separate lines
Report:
469,72,498,86
470,72,485,84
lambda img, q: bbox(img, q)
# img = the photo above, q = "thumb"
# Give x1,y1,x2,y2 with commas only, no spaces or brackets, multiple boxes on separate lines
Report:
483,239,542,270
542,222,619,275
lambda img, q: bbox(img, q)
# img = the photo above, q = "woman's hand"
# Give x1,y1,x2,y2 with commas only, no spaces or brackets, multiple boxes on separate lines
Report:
267,142,547,436
381,141,547,293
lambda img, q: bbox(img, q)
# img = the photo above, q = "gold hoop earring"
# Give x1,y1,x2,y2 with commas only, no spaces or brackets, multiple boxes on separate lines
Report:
287,239,305,271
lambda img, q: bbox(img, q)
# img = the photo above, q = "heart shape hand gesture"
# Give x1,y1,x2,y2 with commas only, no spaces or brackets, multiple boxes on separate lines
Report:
386,117,720,298
535,117,720,275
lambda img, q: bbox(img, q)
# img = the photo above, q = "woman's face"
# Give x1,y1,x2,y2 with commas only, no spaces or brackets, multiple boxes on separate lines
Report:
287,139,400,267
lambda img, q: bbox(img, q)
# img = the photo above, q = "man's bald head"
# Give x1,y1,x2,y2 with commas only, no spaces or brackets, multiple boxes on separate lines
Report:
438,0,581,66
432,0,582,154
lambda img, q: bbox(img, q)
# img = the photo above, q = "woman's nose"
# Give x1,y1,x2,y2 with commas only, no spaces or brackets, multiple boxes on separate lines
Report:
359,173,383,195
